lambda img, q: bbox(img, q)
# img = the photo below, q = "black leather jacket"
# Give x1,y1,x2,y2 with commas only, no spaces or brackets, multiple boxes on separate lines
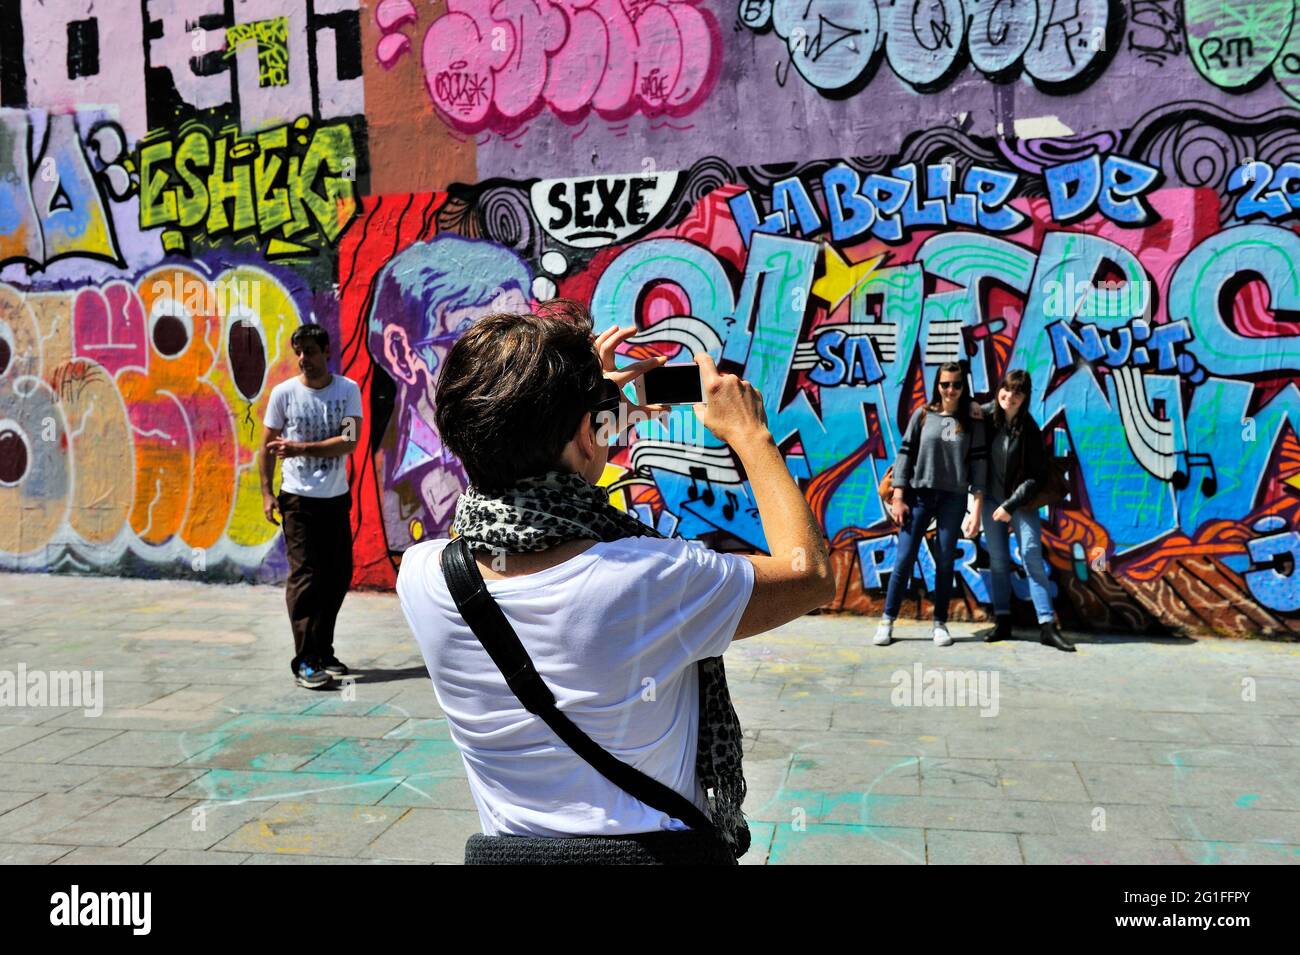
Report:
981,401,1048,512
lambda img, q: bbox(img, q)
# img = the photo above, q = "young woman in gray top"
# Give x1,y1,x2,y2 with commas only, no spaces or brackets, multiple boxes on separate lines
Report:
876,362,987,647
980,370,1074,652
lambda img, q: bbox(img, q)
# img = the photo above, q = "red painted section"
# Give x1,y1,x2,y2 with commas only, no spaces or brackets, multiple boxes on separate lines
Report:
338,193,445,588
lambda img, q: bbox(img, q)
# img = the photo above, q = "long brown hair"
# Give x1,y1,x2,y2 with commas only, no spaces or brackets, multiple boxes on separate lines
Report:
991,369,1032,434
926,361,973,434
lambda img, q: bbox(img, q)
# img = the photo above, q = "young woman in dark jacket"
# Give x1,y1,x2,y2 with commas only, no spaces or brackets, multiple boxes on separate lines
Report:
980,370,1073,652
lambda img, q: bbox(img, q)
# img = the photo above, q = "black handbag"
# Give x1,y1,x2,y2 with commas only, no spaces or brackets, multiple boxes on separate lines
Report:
439,536,735,865
1017,421,1069,511
1027,457,1070,511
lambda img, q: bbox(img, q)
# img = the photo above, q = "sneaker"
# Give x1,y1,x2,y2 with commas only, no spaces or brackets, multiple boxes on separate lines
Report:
321,656,349,677
933,623,953,647
295,660,334,689
873,619,894,646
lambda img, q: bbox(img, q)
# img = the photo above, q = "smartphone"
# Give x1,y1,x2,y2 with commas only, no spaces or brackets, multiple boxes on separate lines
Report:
634,363,704,406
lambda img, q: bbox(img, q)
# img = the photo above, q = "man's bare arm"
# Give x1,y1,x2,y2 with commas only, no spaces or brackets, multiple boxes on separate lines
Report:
261,426,282,524
275,435,354,458
268,416,362,459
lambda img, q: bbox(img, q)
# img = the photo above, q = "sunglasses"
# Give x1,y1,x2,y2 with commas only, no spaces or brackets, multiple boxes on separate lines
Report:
938,380,964,390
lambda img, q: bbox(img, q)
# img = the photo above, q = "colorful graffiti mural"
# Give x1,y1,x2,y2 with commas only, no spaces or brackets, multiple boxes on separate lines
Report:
0,0,366,577
737,1,1300,113
0,110,135,272
0,260,319,579
739,0,1124,94
373,0,722,136
135,117,361,258
1184,0,1300,103
326,99,1300,638
2,2,1299,639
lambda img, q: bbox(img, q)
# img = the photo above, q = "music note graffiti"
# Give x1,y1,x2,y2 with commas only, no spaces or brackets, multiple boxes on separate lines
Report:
1171,451,1217,496
686,466,715,507
722,490,738,521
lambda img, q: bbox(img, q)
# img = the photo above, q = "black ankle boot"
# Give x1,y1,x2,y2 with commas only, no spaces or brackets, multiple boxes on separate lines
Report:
1040,621,1076,652
986,615,1013,642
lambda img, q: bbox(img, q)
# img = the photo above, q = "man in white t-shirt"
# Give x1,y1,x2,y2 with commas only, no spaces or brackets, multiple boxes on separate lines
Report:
261,323,363,689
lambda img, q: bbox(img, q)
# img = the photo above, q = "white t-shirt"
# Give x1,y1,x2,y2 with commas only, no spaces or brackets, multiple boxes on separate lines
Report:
264,375,363,498
396,535,755,837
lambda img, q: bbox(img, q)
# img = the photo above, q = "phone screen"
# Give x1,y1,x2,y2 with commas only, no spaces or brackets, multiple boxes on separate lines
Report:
642,364,704,405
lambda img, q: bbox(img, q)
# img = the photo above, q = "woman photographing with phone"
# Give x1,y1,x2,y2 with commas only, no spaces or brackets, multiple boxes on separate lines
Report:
875,363,987,647
395,300,834,864
980,370,1074,652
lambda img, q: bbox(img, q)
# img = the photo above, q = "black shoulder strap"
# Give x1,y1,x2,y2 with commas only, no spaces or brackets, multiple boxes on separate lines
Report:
439,536,717,834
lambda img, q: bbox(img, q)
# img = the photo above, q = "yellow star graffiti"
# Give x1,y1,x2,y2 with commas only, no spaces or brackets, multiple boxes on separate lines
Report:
812,245,885,312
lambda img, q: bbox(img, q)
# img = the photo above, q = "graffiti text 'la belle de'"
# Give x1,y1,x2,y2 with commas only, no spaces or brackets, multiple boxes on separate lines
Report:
728,153,1162,247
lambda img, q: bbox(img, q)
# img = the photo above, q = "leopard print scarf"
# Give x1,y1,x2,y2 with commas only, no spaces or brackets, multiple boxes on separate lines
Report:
451,468,750,857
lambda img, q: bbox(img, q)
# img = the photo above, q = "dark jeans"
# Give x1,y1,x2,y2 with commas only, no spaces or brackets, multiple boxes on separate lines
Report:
883,487,968,623
279,491,352,673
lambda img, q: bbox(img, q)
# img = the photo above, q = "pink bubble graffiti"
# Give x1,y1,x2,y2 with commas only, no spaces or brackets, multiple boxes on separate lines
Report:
375,0,419,68
419,0,721,134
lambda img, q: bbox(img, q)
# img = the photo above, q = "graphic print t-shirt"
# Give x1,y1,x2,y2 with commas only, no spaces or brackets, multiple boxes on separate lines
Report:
264,375,362,498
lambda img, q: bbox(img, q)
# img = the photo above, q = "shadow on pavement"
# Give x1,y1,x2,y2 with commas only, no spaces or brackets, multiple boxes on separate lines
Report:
339,665,429,685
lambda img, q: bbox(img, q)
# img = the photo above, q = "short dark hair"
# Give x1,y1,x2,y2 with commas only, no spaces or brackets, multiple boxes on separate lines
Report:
291,323,330,352
434,300,603,489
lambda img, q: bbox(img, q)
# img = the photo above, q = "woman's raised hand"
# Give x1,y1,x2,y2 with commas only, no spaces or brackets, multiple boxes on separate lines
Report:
692,352,768,446
593,324,670,425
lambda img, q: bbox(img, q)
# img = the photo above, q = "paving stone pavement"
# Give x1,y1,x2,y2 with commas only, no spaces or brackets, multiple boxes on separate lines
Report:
1,572,1298,865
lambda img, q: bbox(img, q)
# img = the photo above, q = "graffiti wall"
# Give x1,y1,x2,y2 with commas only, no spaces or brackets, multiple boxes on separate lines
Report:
0,0,365,584
2,1,1298,638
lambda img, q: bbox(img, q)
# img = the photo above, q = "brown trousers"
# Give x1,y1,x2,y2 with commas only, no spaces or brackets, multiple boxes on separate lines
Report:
279,491,353,673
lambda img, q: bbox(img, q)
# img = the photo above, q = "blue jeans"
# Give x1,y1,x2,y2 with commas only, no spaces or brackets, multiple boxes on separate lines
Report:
883,488,968,623
982,497,1055,623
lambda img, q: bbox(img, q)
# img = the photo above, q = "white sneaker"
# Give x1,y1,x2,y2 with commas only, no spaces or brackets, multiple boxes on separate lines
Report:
873,619,894,646
933,623,953,646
